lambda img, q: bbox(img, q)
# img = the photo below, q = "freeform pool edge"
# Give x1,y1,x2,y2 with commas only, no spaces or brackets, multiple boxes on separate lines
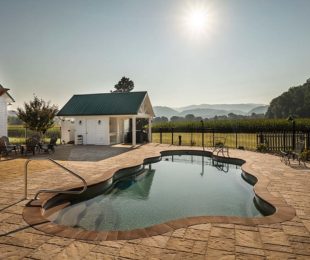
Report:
22,149,296,241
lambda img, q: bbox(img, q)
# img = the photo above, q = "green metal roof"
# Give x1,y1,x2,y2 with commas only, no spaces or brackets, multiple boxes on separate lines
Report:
57,91,148,116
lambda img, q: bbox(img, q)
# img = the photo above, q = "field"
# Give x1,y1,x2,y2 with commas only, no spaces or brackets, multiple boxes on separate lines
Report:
151,118,310,151
152,132,258,150
152,118,310,132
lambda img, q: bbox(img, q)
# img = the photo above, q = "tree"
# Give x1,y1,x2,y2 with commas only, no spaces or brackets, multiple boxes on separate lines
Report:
153,116,168,123
112,77,134,93
185,114,195,121
170,116,185,122
8,116,23,125
17,96,58,136
266,80,310,118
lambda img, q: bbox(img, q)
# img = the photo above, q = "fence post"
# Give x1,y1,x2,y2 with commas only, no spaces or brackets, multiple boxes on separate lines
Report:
307,131,310,150
190,128,193,146
283,131,286,151
171,128,174,145
235,132,238,148
292,121,296,150
200,120,204,150
159,128,162,144
256,133,259,147
259,132,263,144
212,129,215,147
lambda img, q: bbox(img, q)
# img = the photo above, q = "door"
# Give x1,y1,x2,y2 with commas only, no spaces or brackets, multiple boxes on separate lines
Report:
85,119,97,144
85,118,108,145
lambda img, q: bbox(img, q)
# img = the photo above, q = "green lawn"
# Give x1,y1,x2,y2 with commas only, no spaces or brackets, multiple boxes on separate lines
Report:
152,132,258,150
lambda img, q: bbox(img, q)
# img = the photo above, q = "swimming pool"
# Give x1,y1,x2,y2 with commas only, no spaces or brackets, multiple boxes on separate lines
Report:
47,153,264,231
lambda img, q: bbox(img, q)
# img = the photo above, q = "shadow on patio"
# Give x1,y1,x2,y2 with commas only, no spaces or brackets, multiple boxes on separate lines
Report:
1,144,135,162
47,144,134,162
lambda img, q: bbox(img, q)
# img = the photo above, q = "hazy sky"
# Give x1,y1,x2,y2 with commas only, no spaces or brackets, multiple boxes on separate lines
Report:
1,0,310,109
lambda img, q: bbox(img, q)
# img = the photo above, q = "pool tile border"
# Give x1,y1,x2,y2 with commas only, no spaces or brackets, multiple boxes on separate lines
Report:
22,149,296,241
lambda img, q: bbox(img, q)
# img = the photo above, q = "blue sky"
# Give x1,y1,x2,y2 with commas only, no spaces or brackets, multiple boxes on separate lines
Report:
0,0,310,109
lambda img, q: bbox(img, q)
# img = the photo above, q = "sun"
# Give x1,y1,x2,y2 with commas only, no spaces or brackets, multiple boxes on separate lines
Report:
181,2,214,39
185,8,208,34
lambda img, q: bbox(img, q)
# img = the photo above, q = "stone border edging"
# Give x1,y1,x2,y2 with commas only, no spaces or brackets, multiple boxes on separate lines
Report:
23,149,296,241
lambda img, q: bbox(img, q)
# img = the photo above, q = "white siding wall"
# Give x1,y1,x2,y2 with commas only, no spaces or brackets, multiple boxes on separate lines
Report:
74,116,109,145
60,119,75,144
0,97,8,137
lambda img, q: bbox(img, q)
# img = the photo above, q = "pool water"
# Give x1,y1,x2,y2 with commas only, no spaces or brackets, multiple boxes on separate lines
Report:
48,155,262,231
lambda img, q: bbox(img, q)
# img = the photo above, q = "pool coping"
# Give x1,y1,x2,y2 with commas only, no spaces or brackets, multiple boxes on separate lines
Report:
22,149,296,241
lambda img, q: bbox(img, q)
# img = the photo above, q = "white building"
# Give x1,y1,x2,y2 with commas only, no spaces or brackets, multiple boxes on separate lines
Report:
57,91,154,146
0,85,14,137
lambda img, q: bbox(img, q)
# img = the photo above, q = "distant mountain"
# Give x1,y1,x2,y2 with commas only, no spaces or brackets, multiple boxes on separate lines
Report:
176,104,264,113
180,108,231,118
153,106,180,118
154,103,266,119
248,105,269,115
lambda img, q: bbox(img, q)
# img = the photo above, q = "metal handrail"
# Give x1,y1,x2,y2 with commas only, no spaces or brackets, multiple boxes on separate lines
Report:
24,158,87,200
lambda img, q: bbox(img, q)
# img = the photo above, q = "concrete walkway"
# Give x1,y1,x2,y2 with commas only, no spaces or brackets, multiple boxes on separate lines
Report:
0,144,309,259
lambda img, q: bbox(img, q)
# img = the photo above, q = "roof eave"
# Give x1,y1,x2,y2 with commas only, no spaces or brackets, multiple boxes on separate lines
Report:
1,89,15,102
6,92,15,102
57,113,139,117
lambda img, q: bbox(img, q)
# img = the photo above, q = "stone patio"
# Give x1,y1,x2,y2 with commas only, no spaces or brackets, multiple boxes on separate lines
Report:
0,143,309,259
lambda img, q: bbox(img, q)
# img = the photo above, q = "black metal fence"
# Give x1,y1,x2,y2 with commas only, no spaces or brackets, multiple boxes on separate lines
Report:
8,125,310,151
8,126,61,144
152,128,310,151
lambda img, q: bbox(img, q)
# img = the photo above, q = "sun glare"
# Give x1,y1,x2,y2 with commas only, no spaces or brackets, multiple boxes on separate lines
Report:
185,8,208,34
181,2,214,40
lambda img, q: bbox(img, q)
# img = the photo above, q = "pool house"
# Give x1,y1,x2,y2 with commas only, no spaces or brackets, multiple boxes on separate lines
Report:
57,91,155,146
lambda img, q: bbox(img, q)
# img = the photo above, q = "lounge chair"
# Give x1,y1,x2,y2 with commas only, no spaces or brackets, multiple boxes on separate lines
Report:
0,137,16,157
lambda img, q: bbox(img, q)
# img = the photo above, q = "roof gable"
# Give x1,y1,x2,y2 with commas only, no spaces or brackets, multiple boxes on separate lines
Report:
0,85,15,102
57,91,152,116
138,93,155,117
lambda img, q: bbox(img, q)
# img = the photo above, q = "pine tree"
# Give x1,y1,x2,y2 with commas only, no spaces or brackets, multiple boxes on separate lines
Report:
112,77,134,93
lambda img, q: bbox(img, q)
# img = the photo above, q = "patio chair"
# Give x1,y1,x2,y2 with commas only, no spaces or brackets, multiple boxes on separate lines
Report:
292,141,306,166
25,137,40,155
213,137,230,157
39,136,58,153
0,137,16,157
280,140,306,166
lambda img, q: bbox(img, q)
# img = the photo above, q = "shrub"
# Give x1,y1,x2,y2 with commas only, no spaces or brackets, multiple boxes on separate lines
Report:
300,150,310,161
256,143,269,153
